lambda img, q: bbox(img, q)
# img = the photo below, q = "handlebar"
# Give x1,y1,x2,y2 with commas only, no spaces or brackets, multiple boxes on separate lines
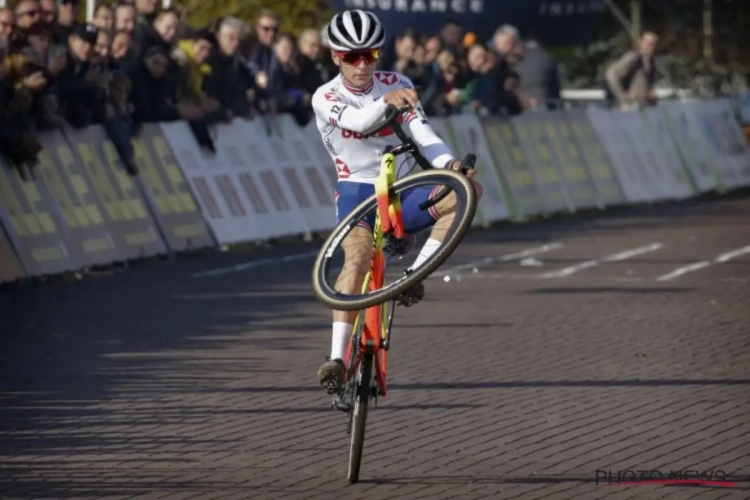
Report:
361,104,411,139
360,102,476,212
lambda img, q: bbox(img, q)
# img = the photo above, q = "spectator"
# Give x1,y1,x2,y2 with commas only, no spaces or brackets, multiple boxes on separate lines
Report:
514,33,561,110
0,9,13,48
204,16,263,120
440,19,462,53
111,30,132,68
1,51,44,173
462,43,522,116
249,9,279,90
605,31,659,109
132,8,178,61
39,0,56,24
53,0,80,44
295,27,332,93
171,28,219,151
491,24,519,61
269,32,311,126
134,0,157,31
14,1,41,32
129,45,186,122
92,3,114,32
55,23,107,127
94,28,111,60
114,2,136,35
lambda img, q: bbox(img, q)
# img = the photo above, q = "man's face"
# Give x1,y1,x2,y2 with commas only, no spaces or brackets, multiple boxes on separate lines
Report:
467,45,486,72
115,5,135,33
94,31,110,59
219,26,240,56
0,9,13,40
441,22,461,46
640,32,658,57
298,31,321,60
424,37,441,63
69,35,92,61
135,0,156,16
274,37,293,63
93,7,113,32
395,36,416,60
192,39,212,64
57,0,80,24
154,12,179,44
256,15,278,47
15,0,41,30
333,49,378,87
493,32,516,55
112,32,131,59
39,0,56,23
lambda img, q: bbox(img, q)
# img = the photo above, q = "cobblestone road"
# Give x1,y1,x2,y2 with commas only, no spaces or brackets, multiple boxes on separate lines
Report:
1,194,749,499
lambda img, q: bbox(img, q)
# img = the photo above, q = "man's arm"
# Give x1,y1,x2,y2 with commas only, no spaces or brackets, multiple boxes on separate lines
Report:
605,51,639,103
311,89,390,133
398,75,454,168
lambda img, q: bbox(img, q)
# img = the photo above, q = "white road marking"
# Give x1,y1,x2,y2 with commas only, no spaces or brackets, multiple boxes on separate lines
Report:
656,244,750,281
433,243,563,278
537,243,664,279
193,250,319,278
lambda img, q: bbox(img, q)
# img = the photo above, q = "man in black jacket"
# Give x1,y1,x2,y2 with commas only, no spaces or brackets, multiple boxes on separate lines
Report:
55,23,107,127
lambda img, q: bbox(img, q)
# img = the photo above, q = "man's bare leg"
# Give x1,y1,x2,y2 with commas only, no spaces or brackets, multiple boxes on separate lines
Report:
318,227,372,393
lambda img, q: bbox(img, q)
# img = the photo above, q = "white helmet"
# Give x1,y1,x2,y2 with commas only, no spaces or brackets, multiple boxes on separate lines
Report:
324,9,386,52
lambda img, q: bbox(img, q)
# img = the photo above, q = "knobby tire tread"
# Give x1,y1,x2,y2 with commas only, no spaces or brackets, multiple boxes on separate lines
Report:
347,353,372,483
312,169,478,311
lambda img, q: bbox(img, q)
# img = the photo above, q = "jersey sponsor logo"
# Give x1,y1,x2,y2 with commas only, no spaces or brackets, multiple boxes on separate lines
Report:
375,72,398,85
334,158,351,179
324,137,337,155
341,129,365,140
398,79,413,89
324,92,340,102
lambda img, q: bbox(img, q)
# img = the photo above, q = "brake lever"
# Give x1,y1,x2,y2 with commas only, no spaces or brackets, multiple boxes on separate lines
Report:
461,153,476,175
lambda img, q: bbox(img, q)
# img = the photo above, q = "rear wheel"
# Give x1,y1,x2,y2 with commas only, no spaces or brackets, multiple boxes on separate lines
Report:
312,169,477,312
347,350,373,484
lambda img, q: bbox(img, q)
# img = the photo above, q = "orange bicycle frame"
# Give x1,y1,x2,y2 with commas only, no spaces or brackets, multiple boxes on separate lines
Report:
344,150,404,397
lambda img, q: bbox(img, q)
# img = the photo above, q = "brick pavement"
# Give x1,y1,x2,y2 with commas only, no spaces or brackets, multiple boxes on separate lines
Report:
1,194,749,499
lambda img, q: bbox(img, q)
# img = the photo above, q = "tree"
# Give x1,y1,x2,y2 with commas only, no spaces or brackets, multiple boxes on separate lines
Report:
175,0,332,36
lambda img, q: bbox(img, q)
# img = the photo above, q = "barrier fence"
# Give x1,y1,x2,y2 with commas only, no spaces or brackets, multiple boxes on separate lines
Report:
1,97,749,283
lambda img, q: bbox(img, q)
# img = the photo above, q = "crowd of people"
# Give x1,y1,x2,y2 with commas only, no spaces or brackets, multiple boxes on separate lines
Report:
0,3,562,176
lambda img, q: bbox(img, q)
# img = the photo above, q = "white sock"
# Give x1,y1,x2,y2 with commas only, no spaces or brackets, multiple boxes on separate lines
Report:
408,238,442,272
331,322,352,361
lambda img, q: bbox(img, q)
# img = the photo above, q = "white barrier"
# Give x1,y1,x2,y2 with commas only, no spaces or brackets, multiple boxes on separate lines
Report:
155,98,750,246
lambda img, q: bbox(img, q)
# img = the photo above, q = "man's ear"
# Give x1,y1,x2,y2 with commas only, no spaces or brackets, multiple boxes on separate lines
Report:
330,50,339,65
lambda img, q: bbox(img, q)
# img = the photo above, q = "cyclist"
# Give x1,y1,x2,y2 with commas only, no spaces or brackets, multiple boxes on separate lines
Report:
313,9,484,394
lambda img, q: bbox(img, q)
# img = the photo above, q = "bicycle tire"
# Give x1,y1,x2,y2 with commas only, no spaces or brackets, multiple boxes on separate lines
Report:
312,168,477,311
347,352,373,483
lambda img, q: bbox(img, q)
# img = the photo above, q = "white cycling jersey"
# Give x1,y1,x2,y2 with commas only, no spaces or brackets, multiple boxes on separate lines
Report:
311,71,455,184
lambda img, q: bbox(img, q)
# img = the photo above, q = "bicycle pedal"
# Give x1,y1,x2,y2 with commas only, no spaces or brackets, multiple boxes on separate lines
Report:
332,396,350,413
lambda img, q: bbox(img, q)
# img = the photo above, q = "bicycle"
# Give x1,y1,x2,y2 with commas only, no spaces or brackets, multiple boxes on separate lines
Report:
310,103,479,483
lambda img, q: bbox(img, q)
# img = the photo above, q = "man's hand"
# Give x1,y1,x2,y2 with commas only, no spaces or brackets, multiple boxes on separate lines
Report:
22,72,47,91
383,88,418,109
446,159,477,180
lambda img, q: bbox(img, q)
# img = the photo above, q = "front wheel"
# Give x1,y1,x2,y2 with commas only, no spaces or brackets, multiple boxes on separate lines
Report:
312,169,478,312
347,352,373,483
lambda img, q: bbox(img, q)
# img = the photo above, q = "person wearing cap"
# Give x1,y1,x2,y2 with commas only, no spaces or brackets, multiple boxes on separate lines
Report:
53,22,107,127
52,0,80,44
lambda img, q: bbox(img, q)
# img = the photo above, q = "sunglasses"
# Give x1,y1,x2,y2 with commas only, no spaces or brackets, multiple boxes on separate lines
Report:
20,8,40,17
335,49,379,66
